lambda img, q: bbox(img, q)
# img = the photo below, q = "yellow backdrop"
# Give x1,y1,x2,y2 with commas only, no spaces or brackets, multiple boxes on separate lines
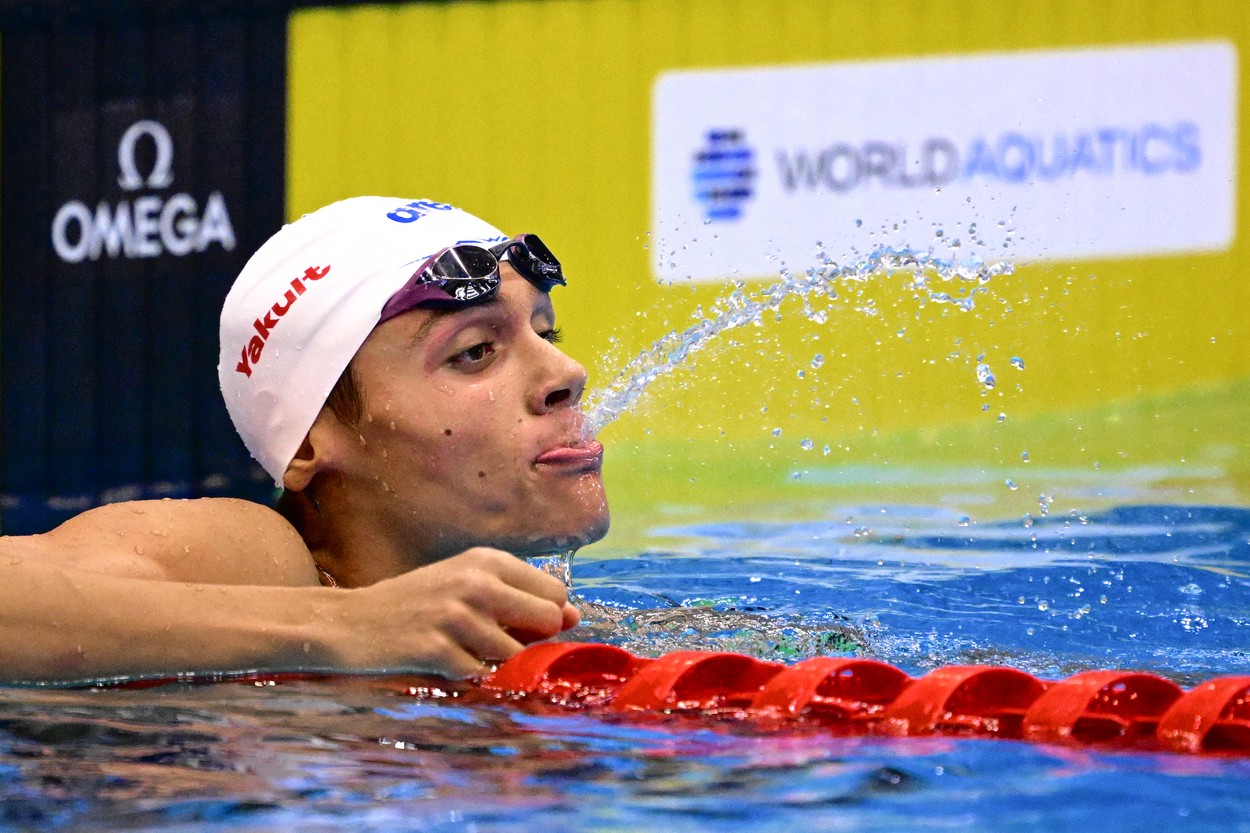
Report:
288,0,1249,528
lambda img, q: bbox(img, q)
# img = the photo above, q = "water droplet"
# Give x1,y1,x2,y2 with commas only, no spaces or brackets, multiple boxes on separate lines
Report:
800,438,814,451
997,412,1007,423
771,427,782,437
1010,356,1025,370
957,516,970,527
811,353,825,369
1005,479,1018,490
796,369,806,379
976,363,996,389
1037,600,1050,612
1021,450,1030,463
822,445,831,456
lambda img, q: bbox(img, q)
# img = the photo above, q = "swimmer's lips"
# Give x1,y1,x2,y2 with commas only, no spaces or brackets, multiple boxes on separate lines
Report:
533,440,605,471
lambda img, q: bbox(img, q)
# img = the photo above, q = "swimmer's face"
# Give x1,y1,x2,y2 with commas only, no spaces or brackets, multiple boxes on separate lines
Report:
314,265,609,568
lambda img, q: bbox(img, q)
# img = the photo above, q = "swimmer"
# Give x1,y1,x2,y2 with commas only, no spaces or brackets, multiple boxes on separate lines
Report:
0,197,608,683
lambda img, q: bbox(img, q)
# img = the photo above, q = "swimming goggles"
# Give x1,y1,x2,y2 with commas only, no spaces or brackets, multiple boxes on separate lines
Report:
379,234,565,322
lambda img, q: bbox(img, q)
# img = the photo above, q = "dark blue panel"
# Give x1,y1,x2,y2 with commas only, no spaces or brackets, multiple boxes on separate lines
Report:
1,7,286,533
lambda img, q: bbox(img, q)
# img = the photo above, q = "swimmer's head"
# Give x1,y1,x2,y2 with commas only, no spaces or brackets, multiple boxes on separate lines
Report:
218,197,564,482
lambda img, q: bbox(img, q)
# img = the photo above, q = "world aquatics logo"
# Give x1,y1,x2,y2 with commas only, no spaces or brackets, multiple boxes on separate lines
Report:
691,129,756,222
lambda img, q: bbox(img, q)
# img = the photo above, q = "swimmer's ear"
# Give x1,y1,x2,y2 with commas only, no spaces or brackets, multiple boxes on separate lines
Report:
282,435,319,492
283,408,343,492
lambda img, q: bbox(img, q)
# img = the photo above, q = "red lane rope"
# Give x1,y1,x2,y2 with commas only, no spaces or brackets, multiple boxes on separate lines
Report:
480,642,1250,756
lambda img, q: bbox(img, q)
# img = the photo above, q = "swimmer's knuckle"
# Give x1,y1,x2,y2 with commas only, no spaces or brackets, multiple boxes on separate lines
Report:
457,569,494,599
435,599,476,632
420,628,448,651
477,548,512,570
420,632,457,663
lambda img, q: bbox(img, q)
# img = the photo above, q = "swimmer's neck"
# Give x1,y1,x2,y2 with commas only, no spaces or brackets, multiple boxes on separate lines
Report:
277,487,431,588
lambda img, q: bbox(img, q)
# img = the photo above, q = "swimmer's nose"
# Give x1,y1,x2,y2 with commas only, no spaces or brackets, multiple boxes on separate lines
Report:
531,341,587,415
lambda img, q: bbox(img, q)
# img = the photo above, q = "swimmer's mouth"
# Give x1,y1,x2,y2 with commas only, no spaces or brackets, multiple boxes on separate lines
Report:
534,440,605,468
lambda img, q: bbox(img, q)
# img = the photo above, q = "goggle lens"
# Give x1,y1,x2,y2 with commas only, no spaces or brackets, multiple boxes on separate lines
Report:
423,246,499,302
497,234,565,291
379,234,565,323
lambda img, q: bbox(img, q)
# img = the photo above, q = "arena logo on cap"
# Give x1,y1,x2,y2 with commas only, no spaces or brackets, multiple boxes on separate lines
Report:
652,41,1237,282
234,265,331,378
386,199,455,223
50,120,237,264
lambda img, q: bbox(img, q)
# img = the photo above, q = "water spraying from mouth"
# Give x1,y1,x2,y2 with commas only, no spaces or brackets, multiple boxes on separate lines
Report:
564,245,1014,661
584,246,1013,436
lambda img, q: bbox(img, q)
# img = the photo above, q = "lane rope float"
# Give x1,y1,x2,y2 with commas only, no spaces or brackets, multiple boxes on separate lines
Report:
479,642,1250,756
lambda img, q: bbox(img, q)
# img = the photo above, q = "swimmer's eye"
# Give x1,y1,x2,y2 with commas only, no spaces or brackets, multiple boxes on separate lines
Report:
450,342,496,366
541,327,563,344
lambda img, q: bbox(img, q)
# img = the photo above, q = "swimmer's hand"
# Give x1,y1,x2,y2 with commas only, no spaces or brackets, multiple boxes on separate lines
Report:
336,547,580,679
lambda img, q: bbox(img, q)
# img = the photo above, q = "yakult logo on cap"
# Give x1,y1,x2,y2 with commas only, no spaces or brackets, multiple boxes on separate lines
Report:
233,265,331,378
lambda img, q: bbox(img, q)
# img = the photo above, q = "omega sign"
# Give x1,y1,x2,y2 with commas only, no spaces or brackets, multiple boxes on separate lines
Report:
50,120,236,263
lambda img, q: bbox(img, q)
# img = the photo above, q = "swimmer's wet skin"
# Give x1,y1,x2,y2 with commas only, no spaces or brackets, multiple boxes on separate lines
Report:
0,197,607,684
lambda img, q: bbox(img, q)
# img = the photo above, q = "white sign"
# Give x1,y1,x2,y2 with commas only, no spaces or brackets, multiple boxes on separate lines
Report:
51,119,236,264
652,41,1238,281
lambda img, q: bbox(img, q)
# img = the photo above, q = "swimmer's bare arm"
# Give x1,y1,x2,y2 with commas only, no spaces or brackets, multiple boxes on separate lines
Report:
0,499,577,683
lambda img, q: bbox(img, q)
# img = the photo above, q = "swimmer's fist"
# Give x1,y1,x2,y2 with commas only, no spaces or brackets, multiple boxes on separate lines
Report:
335,547,579,679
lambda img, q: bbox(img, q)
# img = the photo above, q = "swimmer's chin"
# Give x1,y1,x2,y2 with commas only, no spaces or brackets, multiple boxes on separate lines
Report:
507,516,611,559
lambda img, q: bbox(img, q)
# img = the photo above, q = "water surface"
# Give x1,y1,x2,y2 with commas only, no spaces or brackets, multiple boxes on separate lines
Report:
4,502,1249,831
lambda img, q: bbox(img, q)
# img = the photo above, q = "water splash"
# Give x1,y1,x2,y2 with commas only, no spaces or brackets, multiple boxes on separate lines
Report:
584,246,1013,435
531,552,870,660
526,552,573,588
565,600,871,661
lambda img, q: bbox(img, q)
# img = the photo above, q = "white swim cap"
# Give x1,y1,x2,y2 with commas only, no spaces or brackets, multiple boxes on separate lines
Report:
218,196,508,483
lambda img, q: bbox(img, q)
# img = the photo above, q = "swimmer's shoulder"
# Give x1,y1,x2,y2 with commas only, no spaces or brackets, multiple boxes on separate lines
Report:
12,497,320,587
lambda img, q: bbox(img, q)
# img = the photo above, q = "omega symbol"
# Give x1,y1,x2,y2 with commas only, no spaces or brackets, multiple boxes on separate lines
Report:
116,120,175,191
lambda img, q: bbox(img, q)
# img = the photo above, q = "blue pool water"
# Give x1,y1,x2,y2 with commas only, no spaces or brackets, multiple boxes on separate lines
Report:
3,501,1249,831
